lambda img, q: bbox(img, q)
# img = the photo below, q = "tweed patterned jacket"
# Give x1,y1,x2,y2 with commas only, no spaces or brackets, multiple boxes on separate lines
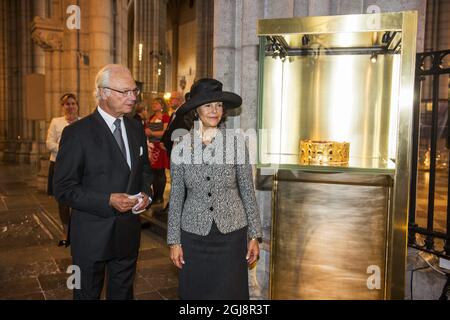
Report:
167,127,263,245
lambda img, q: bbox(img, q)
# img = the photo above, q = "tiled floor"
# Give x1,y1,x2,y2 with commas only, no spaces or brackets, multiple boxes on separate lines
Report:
0,163,178,300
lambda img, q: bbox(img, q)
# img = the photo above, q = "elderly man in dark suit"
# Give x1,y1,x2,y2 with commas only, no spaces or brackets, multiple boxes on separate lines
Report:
53,64,152,300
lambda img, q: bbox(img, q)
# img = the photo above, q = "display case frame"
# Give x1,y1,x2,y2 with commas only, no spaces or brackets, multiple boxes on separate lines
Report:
257,11,418,299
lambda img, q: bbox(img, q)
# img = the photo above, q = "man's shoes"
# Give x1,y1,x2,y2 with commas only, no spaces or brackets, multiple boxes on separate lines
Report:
58,240,70,247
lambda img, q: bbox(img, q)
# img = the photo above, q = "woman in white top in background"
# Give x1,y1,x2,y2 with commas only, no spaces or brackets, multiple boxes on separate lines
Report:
46,93,79,247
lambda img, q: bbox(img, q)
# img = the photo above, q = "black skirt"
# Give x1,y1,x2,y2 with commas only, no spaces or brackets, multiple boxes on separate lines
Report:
179,221,249,300
47,160,55,196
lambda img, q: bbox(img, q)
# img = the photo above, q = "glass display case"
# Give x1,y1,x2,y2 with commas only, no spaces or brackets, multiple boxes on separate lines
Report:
257,11,418,299
257,13,418,174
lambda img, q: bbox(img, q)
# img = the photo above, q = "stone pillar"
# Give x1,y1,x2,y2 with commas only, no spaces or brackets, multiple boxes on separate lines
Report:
32,1,46,75
308,0,332,15
78,0,93,116
31,0,63,190
88,0,112,107
3,0,21,163
133,0,166,97
213,0,237,91
62,0,80,96
240,0,265,131
169,6,179,91
333,0,364,14
0,0,7,157
157,1,167,93
115,0,129,66
18,0,35,164
264,0,294,18
195,0,214,79
31,0,47,164
293,0,309,16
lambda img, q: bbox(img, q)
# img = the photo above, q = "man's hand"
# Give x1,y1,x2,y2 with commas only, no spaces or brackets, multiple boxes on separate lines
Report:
132,193,151,212
109,193,138,213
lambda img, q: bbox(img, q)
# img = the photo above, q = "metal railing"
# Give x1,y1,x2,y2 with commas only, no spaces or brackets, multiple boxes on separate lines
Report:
409,49,450,259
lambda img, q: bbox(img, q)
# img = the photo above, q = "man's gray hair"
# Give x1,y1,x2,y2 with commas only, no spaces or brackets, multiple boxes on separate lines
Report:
93,64,131,101
94,66,112,101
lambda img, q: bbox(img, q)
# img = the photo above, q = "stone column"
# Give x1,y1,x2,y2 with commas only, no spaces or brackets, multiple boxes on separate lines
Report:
240,0,265,131
170,5,180,91
32,0,46,75
17,0,35,164
264,0,294,18
31,0,47,163
195,0,214,79
3,0,21,163
88,0,112,107
308,0,332,16
31,7,64,119
333,0,364,14
61,0,80,96
133,0,166,97
115,0,129,66
77,0,91,116
156,0,167,93
31,0,64,189
213,0,237,91
293,0,309,16
0,0,7,156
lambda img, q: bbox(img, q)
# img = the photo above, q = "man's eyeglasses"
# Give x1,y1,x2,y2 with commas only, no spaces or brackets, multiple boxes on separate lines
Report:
101,87,141,97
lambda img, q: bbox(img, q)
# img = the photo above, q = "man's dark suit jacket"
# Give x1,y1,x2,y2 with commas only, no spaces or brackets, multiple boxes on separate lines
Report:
53,110,152,261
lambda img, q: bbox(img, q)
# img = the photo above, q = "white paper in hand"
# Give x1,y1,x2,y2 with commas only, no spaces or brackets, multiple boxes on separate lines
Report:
128,192,146,214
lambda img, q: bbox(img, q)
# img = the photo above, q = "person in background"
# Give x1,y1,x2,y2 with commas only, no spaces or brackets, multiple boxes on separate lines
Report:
133,102,148,126
167,78,262,300
46,93,80,247
145,97,170,205
161,92,190,158
167,91,184,117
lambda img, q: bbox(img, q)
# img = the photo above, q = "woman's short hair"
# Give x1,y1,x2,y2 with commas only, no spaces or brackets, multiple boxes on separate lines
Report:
60,93,78,106
153,97,169,114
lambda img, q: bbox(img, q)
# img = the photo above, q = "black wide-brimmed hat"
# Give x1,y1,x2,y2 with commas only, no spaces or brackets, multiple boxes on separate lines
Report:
177,78,242,115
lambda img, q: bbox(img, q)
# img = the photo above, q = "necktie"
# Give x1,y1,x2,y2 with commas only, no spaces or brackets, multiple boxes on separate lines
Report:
113,118,126,157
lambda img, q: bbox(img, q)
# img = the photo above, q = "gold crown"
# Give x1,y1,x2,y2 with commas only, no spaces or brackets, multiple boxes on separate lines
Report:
299,140,350,165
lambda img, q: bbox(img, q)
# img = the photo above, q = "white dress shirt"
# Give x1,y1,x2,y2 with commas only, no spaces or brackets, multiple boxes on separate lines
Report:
97,106,131,168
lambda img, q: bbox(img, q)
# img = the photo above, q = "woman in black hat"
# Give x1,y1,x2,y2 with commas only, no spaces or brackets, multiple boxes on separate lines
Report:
167,78,262,300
